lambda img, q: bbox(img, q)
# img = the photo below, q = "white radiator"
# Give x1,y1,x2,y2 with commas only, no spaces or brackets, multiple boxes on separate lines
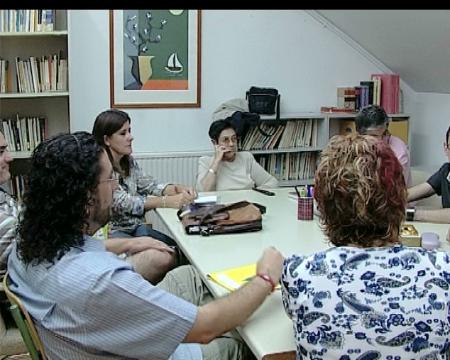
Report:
134,151,212,187
134,151,212,235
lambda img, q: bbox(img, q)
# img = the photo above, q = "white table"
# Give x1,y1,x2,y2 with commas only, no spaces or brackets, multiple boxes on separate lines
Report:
156,188,450,360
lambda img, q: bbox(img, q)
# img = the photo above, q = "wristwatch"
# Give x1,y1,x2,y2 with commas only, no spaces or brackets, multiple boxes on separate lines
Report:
406,207,416,222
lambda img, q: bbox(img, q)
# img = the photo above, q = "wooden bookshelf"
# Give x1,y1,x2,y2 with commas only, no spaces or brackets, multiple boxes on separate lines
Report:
0,10,70,200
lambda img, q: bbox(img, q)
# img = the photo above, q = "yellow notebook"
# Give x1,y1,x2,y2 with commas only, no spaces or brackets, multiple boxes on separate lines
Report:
208,264,256,291
207,264,280,292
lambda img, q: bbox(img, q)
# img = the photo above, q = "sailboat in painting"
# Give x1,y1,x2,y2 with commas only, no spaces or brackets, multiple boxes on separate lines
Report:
165,52,183,74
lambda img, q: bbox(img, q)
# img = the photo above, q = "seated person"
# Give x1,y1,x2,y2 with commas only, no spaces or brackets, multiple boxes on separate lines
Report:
0,129,174,285
407,125,450,223
281,134,450,359
196,119,278,191
8,131,284,359
355,104,412,186
93,109,198,279
0,130,17,280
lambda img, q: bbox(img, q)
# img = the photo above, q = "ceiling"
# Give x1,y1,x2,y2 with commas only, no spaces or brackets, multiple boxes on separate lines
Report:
315,10,450,94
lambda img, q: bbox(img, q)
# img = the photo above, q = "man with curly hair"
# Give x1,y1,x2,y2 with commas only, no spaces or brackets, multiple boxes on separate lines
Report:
281,134,450,359
7,132,283,360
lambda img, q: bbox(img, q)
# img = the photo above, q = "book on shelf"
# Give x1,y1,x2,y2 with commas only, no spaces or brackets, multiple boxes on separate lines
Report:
360,81,375,106
337,87,356,110
0,115,47,152
371,74,400,114
207,263,280,292
13,53,68,93
320,106,356,113
255,152,318,181
0,10,55,33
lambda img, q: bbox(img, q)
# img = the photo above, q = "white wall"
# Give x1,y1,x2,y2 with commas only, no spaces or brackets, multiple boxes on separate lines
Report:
411,92,450,170
69,10,417,154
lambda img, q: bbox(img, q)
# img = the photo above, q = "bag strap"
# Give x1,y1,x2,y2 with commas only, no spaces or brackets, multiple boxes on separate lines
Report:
200,201,252,222
276,94,280,122
254,94,280,138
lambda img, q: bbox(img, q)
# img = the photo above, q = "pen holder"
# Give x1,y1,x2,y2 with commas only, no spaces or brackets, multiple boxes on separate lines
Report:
297,197,313,220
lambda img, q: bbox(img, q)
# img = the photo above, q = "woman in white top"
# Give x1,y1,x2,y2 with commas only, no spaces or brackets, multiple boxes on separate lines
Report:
196,119,278,191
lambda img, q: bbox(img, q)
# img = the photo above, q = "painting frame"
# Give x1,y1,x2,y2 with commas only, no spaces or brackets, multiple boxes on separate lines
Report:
109,10,201,108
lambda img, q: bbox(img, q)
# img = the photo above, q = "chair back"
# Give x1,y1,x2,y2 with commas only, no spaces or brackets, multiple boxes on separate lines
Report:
2,273,47,360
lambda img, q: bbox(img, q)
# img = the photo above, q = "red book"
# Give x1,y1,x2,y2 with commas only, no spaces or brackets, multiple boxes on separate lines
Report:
371,74,400,114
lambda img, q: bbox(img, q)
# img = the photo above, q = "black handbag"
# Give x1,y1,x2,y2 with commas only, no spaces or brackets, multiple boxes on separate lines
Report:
246,87,281,136
246,87,280,117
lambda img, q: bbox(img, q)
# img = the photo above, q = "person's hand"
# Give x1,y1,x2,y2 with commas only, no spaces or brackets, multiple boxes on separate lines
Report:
214,144,230,163
165,192,195,209
256,246,284,286
127,237,176,255
174,185,198,199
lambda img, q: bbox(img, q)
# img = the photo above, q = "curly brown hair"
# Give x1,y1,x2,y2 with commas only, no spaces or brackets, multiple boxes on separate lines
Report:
314,134,406,247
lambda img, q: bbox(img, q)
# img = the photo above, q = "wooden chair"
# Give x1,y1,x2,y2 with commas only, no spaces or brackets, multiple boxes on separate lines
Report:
2,273,47,360
0,281,27,357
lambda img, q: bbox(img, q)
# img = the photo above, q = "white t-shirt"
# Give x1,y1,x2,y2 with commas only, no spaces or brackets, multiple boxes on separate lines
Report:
196,151,278,191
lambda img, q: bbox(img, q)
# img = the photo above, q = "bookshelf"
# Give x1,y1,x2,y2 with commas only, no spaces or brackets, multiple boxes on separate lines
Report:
0,10,70,200
241,112,410,187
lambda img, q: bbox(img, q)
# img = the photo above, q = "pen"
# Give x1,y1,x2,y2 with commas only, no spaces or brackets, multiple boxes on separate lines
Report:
294,186,301,197
253,187,275,196
298,186,307,197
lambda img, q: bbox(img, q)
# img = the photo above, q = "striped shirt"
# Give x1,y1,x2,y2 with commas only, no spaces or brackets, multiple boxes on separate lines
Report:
0,189,18,278
7,236,201,359
111,157,169,231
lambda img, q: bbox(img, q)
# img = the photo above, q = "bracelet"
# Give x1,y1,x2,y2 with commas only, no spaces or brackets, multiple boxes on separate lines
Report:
162,195,167,208
256,273,276,293
208,168,216,175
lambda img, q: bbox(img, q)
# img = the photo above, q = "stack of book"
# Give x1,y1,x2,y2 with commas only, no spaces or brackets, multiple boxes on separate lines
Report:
1,115,47,152
0,10,55,33
241,120,318,151
255,152,318,181
15,52,68,93
332,74,400,113
371,74,400,114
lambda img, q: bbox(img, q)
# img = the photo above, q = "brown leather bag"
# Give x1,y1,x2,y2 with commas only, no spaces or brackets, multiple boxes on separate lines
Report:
177,201,265,236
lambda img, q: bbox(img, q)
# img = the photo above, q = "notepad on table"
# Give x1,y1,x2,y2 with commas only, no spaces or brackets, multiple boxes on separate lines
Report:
207,263,280,292
194,195,218,205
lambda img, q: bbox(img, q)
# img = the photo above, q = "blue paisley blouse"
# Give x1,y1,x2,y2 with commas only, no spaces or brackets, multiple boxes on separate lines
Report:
281,245,450,359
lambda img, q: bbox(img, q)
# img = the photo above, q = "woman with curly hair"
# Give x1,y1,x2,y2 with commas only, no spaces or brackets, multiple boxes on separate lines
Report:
281,134,450,359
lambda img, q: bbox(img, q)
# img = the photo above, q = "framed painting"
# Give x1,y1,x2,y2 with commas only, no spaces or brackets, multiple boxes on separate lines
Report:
110,10,201,108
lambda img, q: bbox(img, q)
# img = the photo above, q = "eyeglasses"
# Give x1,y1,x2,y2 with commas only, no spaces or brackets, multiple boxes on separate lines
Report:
218,136,238,144
99,172,120,185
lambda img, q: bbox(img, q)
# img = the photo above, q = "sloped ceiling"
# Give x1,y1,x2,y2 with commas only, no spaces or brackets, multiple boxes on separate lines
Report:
316,10,450,94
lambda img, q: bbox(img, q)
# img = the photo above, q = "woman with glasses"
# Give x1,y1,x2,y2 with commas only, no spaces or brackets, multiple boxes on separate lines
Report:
355,104,412,186
196,119,278,191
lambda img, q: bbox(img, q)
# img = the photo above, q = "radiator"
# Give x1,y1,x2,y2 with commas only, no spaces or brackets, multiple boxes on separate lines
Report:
134,151,212,235
134,151,211,187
